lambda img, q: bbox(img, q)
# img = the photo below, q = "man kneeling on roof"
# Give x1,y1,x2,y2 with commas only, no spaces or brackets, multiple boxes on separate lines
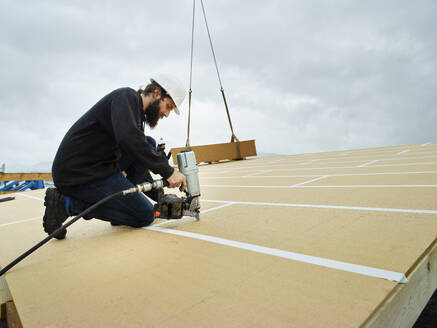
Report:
44,75,187,239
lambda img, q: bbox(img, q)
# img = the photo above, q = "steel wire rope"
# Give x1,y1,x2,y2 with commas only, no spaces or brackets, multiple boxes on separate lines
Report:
186,0,196,148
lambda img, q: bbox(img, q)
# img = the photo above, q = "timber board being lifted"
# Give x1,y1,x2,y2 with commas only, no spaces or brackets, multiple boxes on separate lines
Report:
171,139,257,164
0,142,436,327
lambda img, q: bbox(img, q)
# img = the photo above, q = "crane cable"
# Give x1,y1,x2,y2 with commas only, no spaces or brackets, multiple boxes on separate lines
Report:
186,0,196,148
186,0,241,158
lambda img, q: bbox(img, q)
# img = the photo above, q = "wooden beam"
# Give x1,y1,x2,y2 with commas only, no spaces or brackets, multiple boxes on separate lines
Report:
6,301,23,328
362,238,437,327
0,173,52,181
171,140,257,165
0,192,19,195
0,302,6,320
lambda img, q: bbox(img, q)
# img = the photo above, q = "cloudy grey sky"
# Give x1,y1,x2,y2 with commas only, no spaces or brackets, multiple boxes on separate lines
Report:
1,0,436,171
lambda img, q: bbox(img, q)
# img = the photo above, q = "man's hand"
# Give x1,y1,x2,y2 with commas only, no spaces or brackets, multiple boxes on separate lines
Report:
166,169,187,192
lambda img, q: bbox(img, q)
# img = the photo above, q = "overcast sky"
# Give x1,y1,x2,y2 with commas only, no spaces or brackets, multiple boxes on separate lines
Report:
1,0,436,171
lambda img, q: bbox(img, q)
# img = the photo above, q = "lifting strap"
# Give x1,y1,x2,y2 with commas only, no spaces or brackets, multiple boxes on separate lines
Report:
186,0,241,159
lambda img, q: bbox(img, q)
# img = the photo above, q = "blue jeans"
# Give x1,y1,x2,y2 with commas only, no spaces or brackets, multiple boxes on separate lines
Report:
66,137,157,227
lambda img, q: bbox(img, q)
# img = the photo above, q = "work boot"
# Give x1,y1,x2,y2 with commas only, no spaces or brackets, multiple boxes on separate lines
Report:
43,188,69,239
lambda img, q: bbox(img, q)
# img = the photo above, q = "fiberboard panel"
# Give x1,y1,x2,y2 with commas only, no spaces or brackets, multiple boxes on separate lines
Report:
0,142,436,327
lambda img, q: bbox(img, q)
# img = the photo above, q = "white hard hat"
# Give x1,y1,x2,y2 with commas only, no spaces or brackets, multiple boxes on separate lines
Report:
151,74,185,115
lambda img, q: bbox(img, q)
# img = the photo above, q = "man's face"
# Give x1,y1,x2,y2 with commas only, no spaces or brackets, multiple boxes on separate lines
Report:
158,97,177,119
145,96,176,128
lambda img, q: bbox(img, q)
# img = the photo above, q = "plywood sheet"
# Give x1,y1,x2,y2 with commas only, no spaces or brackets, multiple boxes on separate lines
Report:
200,176,318,186
202,165,437,178
0,195,44,224
200,186,437,210
305,173,437,186
0,217,397,328
164,205,436,273
0,142,436,327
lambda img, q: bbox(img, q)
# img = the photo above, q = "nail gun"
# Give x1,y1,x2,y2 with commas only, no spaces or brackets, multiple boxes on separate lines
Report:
154,150,201,221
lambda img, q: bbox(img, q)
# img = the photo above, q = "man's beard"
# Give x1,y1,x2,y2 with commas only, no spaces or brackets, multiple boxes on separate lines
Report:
145,98,161,128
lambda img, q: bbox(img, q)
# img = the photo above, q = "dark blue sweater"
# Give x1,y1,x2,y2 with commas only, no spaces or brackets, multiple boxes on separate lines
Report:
52,87,174,193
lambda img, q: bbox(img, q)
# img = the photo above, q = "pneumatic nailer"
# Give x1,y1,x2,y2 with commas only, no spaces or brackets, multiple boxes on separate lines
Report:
154,150,201,221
